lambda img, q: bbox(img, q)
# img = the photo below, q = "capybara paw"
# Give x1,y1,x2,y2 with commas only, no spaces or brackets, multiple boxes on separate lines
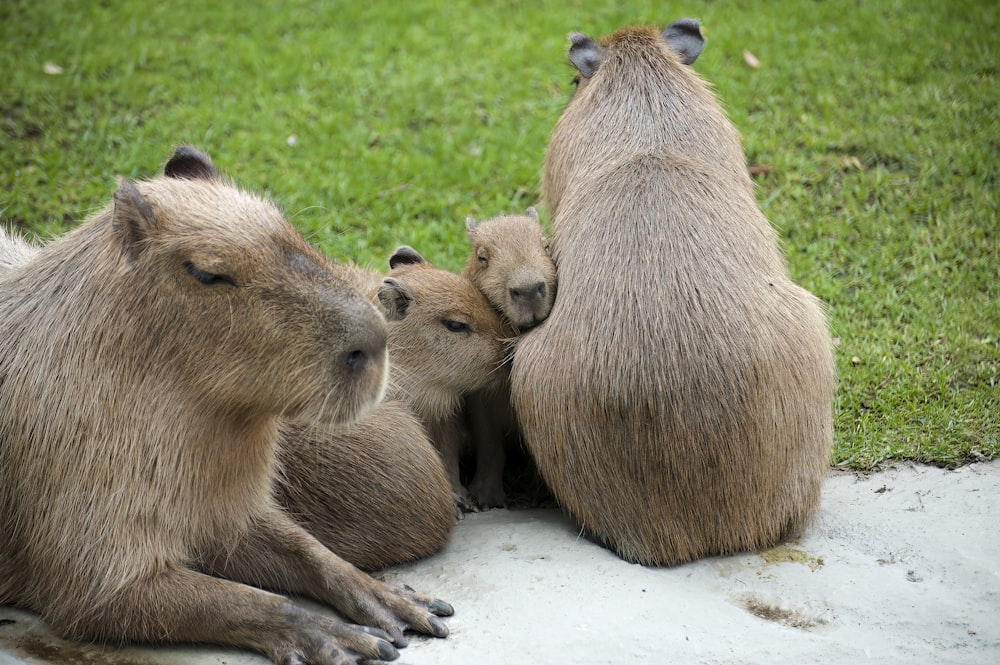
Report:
452,491,478,517
468,479,507,510
269,620,399,665
346,580,453,647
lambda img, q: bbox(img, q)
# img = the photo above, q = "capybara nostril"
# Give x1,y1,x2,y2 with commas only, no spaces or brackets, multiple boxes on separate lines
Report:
344,348,367,370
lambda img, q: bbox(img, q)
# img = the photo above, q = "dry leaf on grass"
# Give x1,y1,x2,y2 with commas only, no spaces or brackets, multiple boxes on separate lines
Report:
742,49,760,69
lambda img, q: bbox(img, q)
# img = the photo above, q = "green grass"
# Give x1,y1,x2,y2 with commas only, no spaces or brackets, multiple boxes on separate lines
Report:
2,0,997,469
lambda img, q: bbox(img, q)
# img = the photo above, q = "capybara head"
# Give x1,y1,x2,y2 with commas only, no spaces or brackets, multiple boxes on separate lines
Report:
376,246,508,419
543,19,751,214
463,207,557,332
107,147,388,427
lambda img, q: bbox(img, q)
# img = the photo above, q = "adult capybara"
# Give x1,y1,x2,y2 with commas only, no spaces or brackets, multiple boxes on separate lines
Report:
511,20,835,566
462,209,557,507
0,147,451,664
276,248,505,556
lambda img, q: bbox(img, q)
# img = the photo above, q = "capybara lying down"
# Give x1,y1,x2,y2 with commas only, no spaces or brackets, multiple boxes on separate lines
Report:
511,20,836,566
0,146,451,664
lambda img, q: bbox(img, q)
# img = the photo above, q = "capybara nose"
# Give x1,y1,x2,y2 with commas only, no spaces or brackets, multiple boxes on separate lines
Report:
510,281,546,303
343,327,387,373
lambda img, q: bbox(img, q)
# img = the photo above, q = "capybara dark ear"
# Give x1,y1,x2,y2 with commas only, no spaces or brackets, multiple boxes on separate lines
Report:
466,216,479,240
377,277,413,321
388,246,426,270
525,206,539,221
568,33,605,79
662,18,705,65
112,177,157,262
163,146,219,180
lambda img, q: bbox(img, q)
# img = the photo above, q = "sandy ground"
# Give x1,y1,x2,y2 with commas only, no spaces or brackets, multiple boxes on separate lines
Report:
1,461,997,665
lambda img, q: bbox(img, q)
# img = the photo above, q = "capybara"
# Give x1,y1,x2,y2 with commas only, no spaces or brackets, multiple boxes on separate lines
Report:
275,400,456,571
462,209,557,507
275,248,506,557
0,146,451,664
511,20,835,566
0,225,459,571
376,247,509,500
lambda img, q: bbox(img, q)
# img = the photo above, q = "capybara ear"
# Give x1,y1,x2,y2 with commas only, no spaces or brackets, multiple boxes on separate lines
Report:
525,207,539,221
163,146,219,181
112,177,157,262
377,277,413,321
466,216,479,240
388,246,426,270
662,18,705,65
568,33,605,79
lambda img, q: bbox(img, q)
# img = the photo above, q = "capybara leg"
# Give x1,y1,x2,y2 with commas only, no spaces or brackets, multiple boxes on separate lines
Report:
426,416,468,501
75,567,398,665
199,508,453,647
466,390,508,509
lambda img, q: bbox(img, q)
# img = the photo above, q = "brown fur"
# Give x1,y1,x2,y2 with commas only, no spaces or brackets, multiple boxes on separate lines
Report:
0,230,458,571
275,401,455,572
0,147,451,663
511,22,835,566
462,209,557,507
371,248,510,499
463,208,556,332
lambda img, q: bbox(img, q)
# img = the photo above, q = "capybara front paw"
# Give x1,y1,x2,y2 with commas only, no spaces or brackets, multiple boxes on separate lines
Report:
343,580,453,648
268,617,399,665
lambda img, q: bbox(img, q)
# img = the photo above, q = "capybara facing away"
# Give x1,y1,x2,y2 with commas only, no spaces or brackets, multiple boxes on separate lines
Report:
511,20,835,566
462,209,557,508
0,147,451,663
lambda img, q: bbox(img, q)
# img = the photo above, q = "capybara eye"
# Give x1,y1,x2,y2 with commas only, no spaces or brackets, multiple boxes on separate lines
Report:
442,319,470,334
184,261,235,287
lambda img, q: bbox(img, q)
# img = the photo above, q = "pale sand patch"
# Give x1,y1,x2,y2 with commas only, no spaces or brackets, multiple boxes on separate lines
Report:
2,461,997,664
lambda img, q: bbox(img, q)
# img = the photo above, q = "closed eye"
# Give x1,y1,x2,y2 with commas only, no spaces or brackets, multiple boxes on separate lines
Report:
185,261,236,286
443,319,470,333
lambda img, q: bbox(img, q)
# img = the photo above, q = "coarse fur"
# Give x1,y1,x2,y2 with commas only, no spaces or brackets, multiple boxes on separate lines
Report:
511,22,836,566
275,401,455,572
0,226,37,272
0,147,452,664
462,209,557,508
0,225,457,574
463,207,556,333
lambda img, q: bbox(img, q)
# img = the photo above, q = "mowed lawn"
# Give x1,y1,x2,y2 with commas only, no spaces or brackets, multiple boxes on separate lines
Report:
2,0,997,469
